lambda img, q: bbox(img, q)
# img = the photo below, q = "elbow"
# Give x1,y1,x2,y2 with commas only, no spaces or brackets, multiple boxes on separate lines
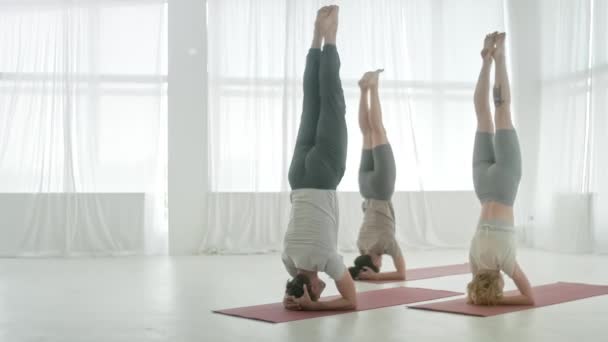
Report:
397,272,406,281
527,296,536,306
348,298,358,310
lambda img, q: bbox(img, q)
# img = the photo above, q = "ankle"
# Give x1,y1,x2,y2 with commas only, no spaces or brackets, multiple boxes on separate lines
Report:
312,38,322,49
324,32,337,45
494,55,506,64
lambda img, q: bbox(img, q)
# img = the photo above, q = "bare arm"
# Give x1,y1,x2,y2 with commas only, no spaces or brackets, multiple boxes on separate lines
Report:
358,255,406,281
289,271,357,311
497,263,535,305
314,271,357,310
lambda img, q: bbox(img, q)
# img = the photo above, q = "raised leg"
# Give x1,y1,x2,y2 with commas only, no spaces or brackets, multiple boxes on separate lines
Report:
310,6,347,185
367,70,389,147
358,76,374,195
358,70,395,200
475,32,497,133
493,32,513,130
358,78,372,150
288,8,327,189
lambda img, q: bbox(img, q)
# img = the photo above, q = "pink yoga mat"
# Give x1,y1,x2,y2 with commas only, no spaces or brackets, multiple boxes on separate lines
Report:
214,286,462,323
408,282,608,317
361,263,470,283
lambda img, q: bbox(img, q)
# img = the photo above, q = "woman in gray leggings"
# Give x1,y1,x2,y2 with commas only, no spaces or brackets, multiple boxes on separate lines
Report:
467,32,535,305
348,70,406,281
282,5,357,312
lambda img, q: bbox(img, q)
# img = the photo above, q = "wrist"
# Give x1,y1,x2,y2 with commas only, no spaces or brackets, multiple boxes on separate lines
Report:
306,301,322,310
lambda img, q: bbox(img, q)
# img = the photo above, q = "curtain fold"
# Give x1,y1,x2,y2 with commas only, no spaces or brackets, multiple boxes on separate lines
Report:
4,0,606,256
201,0,505,254
0,0,168,256
531,0,607,253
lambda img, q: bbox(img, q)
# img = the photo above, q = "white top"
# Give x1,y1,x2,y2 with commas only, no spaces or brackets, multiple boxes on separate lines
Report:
468,222,517,277
282,189,346,280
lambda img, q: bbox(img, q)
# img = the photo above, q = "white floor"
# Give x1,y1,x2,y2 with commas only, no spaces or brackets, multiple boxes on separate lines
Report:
1,250,607,342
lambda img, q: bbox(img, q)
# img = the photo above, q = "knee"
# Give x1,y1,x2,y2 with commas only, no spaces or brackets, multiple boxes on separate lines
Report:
369,121,385,134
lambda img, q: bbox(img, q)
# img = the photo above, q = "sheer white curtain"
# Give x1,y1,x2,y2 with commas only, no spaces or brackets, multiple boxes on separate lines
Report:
531,0,608,253
0,0,168,256
201,0,505,253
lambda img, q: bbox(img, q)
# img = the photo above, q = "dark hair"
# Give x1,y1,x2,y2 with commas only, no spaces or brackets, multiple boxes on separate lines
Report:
285,274,311,299
349,254,379,279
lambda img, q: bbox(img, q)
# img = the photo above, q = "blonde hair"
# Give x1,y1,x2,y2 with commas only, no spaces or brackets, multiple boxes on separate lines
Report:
467,270,503,305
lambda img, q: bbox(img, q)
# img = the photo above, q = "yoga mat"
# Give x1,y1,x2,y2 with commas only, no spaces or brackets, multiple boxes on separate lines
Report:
408,282,608,317
361,263,470,283
214,286,462,323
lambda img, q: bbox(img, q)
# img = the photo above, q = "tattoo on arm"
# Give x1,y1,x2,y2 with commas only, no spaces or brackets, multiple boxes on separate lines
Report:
493,86,504,107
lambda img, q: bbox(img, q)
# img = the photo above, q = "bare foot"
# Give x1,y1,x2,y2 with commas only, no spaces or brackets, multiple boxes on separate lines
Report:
493,32,506,61
312,7,330,47
319,5,339,44
358,72,372,89
481,32,497,63
359,69,383,89
367,69,383,88
314,6,331,36
358,76,369,90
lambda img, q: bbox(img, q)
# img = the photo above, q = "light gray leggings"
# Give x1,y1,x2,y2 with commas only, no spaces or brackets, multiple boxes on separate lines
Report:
473,129,522,206
359,144,396,201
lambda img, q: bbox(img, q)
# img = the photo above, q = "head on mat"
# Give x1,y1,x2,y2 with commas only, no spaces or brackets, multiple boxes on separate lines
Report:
282,5,358,312
355,65,407,282
466,31,535,306
285,274,326,301
466,270,505,305
348,254,381,279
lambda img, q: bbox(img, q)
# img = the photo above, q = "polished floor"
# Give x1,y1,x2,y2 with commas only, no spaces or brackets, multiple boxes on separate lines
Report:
1,249,607,342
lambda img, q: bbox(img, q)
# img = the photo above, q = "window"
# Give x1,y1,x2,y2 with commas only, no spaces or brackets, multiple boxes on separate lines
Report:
207,0,504,192
0,1,168,192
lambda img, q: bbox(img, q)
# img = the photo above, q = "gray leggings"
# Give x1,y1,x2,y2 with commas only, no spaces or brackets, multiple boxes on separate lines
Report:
288,46,347,190
473,129,522,206
359,144,396,200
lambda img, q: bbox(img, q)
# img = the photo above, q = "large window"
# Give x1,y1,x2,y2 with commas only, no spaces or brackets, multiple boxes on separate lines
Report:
207,0,505,192
0,1,168,192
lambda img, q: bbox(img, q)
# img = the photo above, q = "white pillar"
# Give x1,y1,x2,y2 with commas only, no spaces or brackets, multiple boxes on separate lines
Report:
506,0,542,245
168,0,208,255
